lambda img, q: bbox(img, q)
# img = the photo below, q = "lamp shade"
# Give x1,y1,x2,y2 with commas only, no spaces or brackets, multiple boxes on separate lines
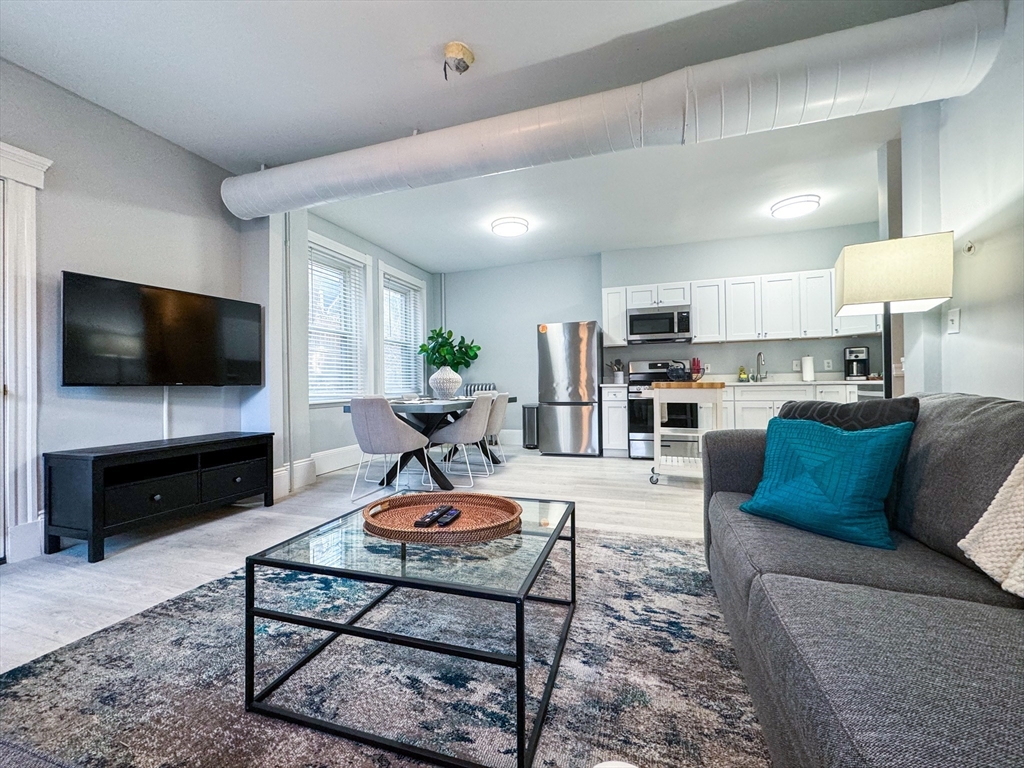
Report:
834,232,954,316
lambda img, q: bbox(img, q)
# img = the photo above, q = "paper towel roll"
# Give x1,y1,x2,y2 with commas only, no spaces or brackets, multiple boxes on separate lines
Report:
801,356,815,381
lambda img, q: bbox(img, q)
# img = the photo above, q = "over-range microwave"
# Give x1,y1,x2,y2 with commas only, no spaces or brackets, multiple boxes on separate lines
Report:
626,305,692,344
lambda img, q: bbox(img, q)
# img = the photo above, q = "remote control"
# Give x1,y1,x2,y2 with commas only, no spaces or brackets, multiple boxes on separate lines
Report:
436,508,462,527
414,505,452,528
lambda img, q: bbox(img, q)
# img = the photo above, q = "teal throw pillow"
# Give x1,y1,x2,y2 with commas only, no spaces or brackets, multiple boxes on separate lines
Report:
740,417,915,549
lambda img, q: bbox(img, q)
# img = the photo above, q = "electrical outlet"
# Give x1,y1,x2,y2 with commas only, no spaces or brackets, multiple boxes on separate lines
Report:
792,360,800,371
703,363,710,373
824,359,833,371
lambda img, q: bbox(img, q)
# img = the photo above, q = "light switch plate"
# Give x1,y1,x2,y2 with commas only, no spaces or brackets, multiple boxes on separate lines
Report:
792,360,800,371
824,359,833,371
946,308,961,334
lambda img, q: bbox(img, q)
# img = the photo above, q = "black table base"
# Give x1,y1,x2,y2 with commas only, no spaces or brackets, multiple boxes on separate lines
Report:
245,509,576,768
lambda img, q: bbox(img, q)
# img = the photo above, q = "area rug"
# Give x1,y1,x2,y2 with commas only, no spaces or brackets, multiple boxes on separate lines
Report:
0,531,769,768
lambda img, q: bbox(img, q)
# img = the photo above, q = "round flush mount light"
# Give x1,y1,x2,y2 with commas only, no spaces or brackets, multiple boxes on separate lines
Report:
491,217,529,237
771,194,821,219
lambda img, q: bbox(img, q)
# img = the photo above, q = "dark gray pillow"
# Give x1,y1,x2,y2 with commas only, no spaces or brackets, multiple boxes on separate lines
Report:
777,396,920,523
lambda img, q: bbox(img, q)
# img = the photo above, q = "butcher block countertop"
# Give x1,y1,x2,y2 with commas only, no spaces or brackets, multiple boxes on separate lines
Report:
651,381,726,389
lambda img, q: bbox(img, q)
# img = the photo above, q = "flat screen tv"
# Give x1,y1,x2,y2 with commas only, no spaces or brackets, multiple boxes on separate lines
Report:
62,271,263,386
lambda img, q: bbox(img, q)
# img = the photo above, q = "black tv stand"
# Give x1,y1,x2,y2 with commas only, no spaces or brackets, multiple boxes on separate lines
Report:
44,432,274,562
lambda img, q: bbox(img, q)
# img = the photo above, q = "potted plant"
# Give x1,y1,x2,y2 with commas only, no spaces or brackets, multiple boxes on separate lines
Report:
418,327,481,398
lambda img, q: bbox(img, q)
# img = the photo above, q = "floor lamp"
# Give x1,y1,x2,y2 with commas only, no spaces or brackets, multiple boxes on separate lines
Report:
834,232,954,399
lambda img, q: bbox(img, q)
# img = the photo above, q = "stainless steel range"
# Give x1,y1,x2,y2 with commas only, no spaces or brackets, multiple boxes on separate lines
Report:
627,360,700,460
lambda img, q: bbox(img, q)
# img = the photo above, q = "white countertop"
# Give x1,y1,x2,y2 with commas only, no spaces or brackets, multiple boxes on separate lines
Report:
602,378,879,387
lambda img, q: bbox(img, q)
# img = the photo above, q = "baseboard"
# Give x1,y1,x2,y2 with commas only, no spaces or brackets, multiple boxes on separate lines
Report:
6,519,43,562
312,444,362,476
272,457,318,500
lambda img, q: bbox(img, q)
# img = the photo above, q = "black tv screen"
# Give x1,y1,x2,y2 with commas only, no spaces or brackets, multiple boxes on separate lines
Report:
62,272,262,386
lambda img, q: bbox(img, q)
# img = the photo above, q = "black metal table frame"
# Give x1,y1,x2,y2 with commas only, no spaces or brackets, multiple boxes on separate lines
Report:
244,501,576,768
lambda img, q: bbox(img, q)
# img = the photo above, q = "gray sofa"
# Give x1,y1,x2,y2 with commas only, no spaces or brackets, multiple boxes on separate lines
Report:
702,392,1024,768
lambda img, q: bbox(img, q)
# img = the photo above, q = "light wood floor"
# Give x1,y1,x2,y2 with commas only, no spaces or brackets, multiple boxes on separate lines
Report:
0,444,705,673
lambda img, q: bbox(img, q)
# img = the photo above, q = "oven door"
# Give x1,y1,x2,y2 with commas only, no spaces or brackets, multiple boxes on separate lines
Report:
626,309,678,343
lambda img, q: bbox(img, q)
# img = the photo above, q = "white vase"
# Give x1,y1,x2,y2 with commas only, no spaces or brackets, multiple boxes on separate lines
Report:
429,366,462,399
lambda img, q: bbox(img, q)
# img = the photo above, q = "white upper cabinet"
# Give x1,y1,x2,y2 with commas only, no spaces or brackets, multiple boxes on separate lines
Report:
761,273,801,339
657,281,690,306
625,284,659,309
726,276,762,341
834,313,882,337
799,270,835,338
690,279,726,343
602,287,628,347
625,282,690,308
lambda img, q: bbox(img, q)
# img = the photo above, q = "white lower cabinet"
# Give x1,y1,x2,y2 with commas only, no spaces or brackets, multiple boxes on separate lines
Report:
734,401,775,430
815,384,858,404
601,386,629,456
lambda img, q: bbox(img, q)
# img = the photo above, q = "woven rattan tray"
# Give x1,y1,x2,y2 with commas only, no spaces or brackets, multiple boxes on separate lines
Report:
362,492,522,545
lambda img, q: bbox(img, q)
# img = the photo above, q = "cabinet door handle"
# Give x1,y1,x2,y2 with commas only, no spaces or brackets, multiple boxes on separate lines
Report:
234,476,243,484
803,330,808,336
152,494,162,502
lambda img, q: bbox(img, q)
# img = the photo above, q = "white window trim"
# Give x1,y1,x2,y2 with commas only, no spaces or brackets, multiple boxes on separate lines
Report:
377,262,427,396
307,232,374,405
1,142,52,562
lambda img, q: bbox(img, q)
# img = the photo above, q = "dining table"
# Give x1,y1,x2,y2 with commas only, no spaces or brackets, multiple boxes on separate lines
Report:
343,396,517,491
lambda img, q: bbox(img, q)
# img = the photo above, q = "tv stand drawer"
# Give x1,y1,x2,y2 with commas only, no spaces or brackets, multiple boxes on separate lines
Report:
201,459,268,502
105,472,200,527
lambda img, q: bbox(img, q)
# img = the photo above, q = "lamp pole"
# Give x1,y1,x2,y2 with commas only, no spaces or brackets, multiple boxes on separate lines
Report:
882,302,893,399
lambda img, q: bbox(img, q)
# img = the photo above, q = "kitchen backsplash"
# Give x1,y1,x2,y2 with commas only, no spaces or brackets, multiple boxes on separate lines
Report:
605,335,884,380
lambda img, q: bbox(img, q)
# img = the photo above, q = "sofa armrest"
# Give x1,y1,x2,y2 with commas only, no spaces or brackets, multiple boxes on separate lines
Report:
702,429,767,564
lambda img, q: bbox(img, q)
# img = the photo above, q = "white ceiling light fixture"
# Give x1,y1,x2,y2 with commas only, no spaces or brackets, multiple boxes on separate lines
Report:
771,194,821,219
491,217,529,237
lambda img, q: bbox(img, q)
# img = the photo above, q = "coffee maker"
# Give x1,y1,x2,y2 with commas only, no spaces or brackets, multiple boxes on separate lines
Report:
844,347,870,381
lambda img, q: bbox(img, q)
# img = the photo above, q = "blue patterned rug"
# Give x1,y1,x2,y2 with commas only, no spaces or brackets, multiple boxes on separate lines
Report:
0,531,769,767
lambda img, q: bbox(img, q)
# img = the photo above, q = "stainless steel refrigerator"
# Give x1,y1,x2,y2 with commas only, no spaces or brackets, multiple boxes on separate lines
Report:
537,320,601,455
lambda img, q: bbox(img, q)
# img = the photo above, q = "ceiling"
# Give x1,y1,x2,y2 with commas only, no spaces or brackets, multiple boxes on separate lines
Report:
0,0,950,174
314,111,900,273
0,0,947,273
0,0,736,173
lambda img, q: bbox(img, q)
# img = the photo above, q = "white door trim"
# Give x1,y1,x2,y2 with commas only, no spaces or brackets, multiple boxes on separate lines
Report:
1,142,51,562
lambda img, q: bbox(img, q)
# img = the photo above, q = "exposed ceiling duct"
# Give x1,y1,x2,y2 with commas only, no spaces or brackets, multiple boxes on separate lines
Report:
221,0,1005,220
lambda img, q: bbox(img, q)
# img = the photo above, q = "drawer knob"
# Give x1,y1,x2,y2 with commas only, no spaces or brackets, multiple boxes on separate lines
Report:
152,494,162,502
234,476,243,483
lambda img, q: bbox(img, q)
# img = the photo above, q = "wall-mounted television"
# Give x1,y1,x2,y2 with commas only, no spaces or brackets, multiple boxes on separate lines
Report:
62,271,263,386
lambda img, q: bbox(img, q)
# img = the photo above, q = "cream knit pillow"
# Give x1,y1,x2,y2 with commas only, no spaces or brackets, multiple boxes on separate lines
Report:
959,453,1024,598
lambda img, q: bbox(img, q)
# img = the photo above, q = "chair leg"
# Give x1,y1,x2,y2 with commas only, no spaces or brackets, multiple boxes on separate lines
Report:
478,441,493,476
351,452,382,501
421,447,435,491
495,434,506,465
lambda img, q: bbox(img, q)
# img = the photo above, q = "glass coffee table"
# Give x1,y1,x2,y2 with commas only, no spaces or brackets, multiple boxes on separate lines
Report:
245,494,575,768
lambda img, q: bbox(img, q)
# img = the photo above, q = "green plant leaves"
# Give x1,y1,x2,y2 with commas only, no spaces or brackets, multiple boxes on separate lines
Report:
417,327,482,372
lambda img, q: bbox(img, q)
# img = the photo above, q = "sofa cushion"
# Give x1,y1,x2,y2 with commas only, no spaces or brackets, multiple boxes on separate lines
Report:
740,418,914,549
778,395,920,521
747,574,1024,768
709,491,1024,609
898,393,1024,568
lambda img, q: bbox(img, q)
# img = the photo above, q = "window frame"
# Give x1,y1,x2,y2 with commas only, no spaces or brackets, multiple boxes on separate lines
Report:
377,262,427,397
307,232,374,406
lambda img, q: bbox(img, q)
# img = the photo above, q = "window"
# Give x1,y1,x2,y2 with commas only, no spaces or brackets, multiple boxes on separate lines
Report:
308,236,370,402
380,266,425,396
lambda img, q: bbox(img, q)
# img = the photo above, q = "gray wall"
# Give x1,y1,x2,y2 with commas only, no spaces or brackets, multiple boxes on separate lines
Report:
443,253,603,429
307,213,439,455
0,60,244,457
601,222,878,286
938,0,1023,401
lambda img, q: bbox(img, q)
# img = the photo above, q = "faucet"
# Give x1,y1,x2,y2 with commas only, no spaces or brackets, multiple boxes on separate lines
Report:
754,352,767,382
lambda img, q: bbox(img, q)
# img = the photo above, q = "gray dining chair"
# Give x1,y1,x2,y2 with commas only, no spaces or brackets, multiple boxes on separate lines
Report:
481,392,510,473
349,396,432,500
427,392,494,488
